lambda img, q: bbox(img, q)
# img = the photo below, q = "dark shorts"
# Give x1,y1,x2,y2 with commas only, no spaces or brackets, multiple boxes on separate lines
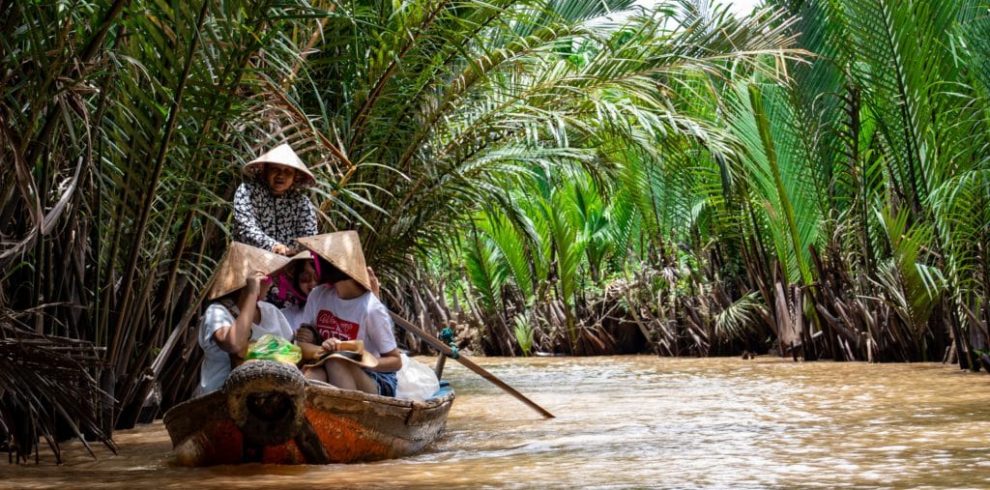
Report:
363,369,397,397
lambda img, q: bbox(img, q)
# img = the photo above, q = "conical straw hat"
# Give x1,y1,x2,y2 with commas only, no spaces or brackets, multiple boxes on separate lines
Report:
297,231,372,292
272,250,316,275
242,143,316,188
208,242,293,300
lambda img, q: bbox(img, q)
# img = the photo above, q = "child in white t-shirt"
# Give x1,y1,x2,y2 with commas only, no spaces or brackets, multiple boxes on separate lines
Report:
195,243,293,396
294,232,402,396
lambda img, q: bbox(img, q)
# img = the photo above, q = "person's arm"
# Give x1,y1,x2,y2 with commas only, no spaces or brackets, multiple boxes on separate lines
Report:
365,301,401,372
294,324,324,361
212,275,262,355
374,347,402,372
293,290,323,360
233,182,280,251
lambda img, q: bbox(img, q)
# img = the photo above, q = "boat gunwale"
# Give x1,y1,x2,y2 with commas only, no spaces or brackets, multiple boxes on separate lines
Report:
303,379,455,410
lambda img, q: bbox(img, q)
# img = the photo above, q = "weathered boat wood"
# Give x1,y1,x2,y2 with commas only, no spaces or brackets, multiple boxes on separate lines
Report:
163,360,454,466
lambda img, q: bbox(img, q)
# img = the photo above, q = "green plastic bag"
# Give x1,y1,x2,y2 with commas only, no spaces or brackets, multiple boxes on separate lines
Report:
245,334,302,365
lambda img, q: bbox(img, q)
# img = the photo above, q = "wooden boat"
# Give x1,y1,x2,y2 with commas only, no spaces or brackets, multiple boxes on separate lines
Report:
163,360,454,466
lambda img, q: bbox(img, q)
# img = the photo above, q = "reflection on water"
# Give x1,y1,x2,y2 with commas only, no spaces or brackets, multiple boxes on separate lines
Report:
2,357,989,489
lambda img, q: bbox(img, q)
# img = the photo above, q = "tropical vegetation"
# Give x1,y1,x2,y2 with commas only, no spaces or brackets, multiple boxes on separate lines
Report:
1,0,988,462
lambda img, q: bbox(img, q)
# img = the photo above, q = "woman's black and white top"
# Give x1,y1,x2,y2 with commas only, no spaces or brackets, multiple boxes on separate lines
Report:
233,179,318,250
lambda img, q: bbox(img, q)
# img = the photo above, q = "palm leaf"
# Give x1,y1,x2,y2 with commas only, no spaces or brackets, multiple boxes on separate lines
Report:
0,324,115,463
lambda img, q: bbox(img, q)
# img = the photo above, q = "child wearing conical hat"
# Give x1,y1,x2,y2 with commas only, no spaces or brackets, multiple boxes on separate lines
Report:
293,231,403,397
233,143,318,257
279,252,319,328
195,242,295,396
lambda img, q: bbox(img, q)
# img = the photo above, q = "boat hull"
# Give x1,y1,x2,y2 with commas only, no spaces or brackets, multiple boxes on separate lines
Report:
163,360,454,465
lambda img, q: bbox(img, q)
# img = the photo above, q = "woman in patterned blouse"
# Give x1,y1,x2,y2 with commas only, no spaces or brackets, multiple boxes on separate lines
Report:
234,143,318,255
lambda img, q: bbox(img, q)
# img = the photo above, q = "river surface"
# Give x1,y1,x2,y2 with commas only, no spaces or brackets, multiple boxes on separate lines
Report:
2,357,989,489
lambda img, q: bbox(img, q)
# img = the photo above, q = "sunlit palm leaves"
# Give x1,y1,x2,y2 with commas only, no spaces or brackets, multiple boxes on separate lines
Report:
275,0,800,272
874,207,945,338
464,228,509,314
376,0,793,347
479,209,536,301
727,81,822,286
456,0,989,361
758,0,990,362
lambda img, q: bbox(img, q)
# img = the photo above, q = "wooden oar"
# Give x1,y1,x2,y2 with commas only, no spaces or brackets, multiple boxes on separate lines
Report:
389,312,555,419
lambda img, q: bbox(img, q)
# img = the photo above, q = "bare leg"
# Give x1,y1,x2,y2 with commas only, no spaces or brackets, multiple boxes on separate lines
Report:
303,366,327,382
347,364,378,394
322,359,378,394
325,359,357,390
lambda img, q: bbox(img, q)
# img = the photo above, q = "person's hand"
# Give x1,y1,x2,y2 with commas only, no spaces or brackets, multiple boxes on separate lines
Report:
295,325,315,344
367,266,381,298
320,337,341,353
245,272,265,297
272,243,291,255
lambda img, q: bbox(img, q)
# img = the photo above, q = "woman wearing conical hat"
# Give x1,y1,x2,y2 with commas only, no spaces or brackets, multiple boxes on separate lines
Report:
195,242,295,396
233,143,318,256
293,231,403,397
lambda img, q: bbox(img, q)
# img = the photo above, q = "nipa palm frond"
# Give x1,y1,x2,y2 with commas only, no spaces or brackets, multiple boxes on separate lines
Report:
0,324,115,464
714,292,767,342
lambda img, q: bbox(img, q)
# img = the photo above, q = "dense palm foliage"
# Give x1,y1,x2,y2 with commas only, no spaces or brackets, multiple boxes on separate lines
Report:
451,0,990,363
1,0,988,461
0,0,349,460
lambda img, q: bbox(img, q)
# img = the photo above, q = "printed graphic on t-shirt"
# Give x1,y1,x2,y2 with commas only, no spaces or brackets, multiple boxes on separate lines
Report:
316,309,359,341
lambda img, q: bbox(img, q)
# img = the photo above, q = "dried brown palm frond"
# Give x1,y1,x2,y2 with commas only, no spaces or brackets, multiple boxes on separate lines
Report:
0,320,115,464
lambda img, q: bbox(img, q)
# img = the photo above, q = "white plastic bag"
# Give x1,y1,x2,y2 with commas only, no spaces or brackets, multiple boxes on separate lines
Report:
395,353,440,401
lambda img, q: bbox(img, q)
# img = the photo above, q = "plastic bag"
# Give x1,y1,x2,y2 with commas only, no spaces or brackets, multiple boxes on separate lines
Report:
245,334,302,365
395,353,440,401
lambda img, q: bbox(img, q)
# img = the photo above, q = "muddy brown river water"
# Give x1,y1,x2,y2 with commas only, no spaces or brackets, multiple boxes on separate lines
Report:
2,356,989,489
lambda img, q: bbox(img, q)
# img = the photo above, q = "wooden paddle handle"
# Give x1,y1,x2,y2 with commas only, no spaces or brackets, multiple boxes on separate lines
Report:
388,311,555,419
